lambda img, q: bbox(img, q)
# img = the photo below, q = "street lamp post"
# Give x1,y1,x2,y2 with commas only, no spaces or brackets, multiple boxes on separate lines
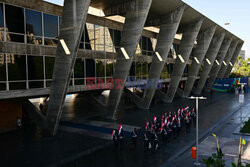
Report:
188,96,207,166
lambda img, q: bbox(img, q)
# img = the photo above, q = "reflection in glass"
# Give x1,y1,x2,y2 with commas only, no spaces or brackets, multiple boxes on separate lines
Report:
86,59,95,78
0,83,5,91
95,25,104,51
129,62,136,79
5,4,24,34
141,62,148,79
0,54,6,81
26,9,42,44
29,81,43,89
161,64,169,79
44,38,58,46
9,82,26,90
96,59,105,77
8,55,26,80
26,9,42,36
45,57,55,79
105,28,114,52
28,56,43,80
43,13,58,38
0,3,4,42
86,23,95,50
106,59,114,77
74,58,85,78
136,62,142,80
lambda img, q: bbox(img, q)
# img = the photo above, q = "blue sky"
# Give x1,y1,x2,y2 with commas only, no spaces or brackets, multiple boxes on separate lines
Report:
45,0,250,59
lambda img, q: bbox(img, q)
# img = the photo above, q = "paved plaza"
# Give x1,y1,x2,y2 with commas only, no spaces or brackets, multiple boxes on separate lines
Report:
0,91,248,167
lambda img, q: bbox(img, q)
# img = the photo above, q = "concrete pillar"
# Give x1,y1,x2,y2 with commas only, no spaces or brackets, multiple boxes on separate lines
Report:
46,0,91,135
194,33,225,95
183,25,217,97
205,37,233,92
137,6,185,109
164,18,203,103
107,0,152,119
224,43,244,78
217,40,239,78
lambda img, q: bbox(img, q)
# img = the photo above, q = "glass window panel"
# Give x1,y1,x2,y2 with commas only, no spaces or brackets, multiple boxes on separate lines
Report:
113,30,121,47
86,23,95,50
46,81,52,87
136,62,142,80
59,16,62,28
25,9,42,36
74,58,85,79
150,38,157,52
74,79,85,85
83,24,91,49
161,64,169,79
5,4,24,34
9,82,26,90
129,62,135,77
0,83,5,91
141,62,148,79
7,33,24,43
43,13,58,38
44,38,58,46
169,64,173,74
0,54,6,81
45,57,55,79
27,36,42,45
28,56,44,80
95,25,104,51
141,37,148,55
106,59,114,77
147,37,153,52
95,59,105,77
105,28,114,52
8,54,26,81
29,81,43,89
0,3,4,31
86,59,95,78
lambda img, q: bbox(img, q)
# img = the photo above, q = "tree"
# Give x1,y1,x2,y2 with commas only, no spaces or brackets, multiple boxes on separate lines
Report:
230,55,250,77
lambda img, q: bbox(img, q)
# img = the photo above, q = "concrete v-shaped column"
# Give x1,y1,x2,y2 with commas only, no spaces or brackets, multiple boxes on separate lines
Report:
205,37,233,92
137,6,185,109
194,33,225,95
217,40,239,78
164,18,203,103
183,25,217,97
107,0,152,120
46,0,91,136
224,43,244,78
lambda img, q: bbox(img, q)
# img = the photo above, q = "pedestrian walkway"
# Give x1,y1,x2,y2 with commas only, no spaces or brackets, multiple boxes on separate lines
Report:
0,92,245,167
60,120,139,140
169,93,250,167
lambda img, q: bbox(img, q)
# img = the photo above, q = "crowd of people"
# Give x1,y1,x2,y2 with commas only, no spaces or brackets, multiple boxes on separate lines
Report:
111,106,196,151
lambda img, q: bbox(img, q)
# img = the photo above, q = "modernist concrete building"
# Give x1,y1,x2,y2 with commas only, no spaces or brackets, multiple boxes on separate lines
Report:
0,0,244,135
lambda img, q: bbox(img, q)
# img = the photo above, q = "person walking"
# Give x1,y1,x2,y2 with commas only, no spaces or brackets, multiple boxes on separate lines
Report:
17,117,22,129
111,129,119,148
131,128,138,148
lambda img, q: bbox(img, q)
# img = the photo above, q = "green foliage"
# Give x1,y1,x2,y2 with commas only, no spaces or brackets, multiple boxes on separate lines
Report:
202,152,225,167
240,119,250,133
230,55,250,77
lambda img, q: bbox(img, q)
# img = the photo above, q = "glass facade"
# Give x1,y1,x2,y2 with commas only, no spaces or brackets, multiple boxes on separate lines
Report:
26,9,42,44
0,2,178,92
